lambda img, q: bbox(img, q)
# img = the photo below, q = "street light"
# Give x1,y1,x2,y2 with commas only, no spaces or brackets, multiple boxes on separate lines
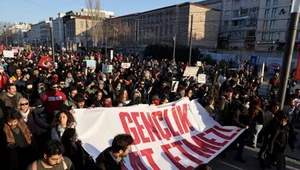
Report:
4,25,7,47
49,17,55,62
173,34,176,62
277,0,300,109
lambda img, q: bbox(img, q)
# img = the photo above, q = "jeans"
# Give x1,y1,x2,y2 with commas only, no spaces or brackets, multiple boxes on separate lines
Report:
248,121,263,147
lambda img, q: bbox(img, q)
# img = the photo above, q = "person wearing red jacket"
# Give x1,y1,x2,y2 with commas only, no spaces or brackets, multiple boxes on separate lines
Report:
0,65,10,90
42,82,66,123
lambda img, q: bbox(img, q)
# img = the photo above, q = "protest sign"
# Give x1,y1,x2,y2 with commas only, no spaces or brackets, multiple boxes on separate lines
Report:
121,62,131,69
102,65,113,73
86,60,96,68
74,98,244,170
3,50,14,58
171,81,179,92
196,61,202,66
197,74,206,84
183,66,199,77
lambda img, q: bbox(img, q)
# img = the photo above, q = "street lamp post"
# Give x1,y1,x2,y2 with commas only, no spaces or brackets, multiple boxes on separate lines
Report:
277,0,300,109
4,25,7,47
105,36,108,60
173,34,176,62
49,17,55,62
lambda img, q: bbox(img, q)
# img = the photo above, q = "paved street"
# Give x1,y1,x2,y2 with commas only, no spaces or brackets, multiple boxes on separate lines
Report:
209,128,300,170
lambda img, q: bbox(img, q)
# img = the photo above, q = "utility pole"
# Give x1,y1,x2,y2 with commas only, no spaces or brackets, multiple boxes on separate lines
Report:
49,17,55,62
4,25,7,47
277,0,300,109
188,15,193,66
105,36,108,60
173,34,176,62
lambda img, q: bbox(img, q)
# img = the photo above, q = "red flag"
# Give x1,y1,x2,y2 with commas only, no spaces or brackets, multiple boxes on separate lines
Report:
295,45,300,80
38,56,52,69
0,44,4,51
26,51,33,59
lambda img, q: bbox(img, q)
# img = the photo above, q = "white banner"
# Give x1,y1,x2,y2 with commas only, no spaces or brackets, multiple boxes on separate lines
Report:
74,98,244,170
3,50,14,58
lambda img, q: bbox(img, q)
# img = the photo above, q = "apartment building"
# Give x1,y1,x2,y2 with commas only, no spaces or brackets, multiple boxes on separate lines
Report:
256,0,292,51
63,8,115,48
218,0,260,50
104,2,220,49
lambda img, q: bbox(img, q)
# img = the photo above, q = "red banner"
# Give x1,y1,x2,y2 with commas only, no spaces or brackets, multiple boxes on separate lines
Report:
294,45,300,80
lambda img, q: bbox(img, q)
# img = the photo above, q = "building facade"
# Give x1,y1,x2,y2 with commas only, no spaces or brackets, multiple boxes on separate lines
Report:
255,0,292,51
218,0,260,50
63,8,115,49
104,2,220,50
53,13,66,47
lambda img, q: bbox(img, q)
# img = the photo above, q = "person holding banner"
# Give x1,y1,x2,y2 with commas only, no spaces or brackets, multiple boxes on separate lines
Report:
94,134,134,170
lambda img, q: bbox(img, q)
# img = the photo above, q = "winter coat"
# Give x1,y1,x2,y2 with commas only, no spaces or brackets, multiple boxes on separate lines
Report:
268,124,295,153
94,147,123,170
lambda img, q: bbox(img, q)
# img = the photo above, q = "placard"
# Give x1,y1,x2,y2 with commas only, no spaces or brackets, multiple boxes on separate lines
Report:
171,81,179,92
86,60,96,68
3,50,14,58
121,62,131,69
183,66,199,77
102,65,113,73
197,74,207,84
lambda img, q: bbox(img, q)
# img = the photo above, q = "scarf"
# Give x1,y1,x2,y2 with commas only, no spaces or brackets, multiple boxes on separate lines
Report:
3,119,32,145
20,109,30,122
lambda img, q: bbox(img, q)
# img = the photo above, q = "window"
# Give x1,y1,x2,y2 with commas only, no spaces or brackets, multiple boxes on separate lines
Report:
224,21,229,26
225,10,230,16
297,31,300,39
248,30,255,36
271,8,277,17
273,0,278,5
226,0,230,6
270,20,276,29
269,32,274,40
261,33,268,40
240,9,248,16
264,9,270,18
263,21,269,30
233,10,239,17
266,0,271,6
234,0,241,5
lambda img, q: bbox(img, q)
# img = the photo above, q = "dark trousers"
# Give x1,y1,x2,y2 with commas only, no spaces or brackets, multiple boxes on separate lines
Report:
258,134,269,159
236,132,246,158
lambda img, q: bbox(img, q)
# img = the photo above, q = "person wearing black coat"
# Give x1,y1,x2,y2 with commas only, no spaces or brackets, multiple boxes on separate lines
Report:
264,113,295,170
62,128,94,170
94,134,133,170
231,98,251,163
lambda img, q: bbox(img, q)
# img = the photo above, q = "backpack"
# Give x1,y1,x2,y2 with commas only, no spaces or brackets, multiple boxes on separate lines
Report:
32,157,68,170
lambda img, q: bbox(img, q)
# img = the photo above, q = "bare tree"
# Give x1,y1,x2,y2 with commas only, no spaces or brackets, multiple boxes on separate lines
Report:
85,0,103,47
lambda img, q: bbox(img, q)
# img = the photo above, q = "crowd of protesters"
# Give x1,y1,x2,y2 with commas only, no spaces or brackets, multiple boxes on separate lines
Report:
0,47,298,170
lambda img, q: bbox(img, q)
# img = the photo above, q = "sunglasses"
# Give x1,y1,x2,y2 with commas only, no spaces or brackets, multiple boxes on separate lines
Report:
60,83,65,85
20,103,29,106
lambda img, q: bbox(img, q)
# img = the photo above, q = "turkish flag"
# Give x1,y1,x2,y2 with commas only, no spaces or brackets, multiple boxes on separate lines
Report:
0,44,4,51
38,56,52,69
26,51,33,59
295,45,300,80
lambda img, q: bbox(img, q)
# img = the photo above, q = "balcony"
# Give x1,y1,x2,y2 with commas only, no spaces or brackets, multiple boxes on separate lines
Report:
232,15,249,20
